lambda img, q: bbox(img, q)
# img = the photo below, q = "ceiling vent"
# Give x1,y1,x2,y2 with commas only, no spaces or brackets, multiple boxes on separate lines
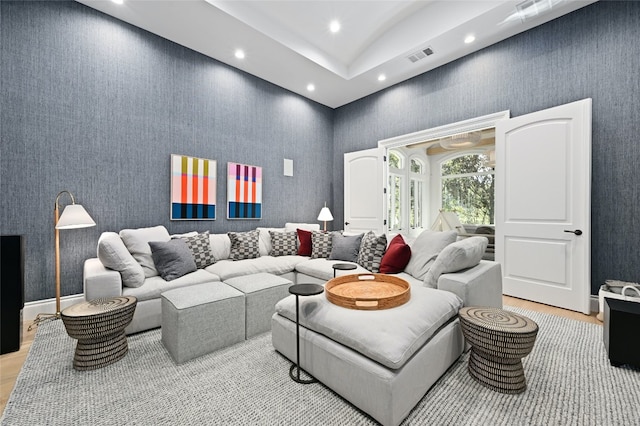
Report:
407,46,434,63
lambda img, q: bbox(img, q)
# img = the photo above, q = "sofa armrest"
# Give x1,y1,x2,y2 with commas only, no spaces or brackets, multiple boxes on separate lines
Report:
84,258,123,301
437,260,502,308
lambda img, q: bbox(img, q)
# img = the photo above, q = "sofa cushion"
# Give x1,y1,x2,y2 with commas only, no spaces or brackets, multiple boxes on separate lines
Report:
149,239,197,281
295,258,370,282
205,255,306,281
404,230,457,281
120,226,171,278
97,232,145,288
122,269,219,302
181,231,215,269
228,230,260,260
379,234,411,274
296,229,313,256
275,286,463,369
209,233,231,261
329,233,363,263
269,230,298,256
357,231,387,273
311,231,333,259
423,236,488,288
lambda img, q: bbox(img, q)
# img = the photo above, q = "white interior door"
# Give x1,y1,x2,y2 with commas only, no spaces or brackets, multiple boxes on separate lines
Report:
495,99,591,314
344,148,384,234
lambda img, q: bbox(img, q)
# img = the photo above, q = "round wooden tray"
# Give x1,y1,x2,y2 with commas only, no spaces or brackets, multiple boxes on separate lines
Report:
325,273,410,310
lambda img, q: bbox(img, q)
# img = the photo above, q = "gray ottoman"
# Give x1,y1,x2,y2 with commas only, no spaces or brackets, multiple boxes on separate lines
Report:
161,282,245,364
224,273,292,338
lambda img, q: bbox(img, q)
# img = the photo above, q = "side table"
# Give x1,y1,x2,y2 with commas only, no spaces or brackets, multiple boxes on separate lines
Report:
604,297,640,367
61,296,137,371
459,307,538,394
332,263,357,278
288,283,324,384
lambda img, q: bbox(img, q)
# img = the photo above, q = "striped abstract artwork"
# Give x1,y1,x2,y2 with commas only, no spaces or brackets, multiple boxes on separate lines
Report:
227,162,262,219
171,154,216,220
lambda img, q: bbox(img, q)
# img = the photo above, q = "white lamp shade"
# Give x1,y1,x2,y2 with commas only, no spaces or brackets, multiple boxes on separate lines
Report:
317,207,334,222
56,204,96,229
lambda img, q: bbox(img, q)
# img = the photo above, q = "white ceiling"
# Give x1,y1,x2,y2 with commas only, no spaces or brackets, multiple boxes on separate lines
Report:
77,0,597,108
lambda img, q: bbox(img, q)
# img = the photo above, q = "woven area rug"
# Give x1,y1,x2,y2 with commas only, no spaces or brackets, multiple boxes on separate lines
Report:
2,307,639,425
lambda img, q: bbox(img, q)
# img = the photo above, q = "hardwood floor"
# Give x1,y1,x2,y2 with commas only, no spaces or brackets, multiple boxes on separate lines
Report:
0,298,601,414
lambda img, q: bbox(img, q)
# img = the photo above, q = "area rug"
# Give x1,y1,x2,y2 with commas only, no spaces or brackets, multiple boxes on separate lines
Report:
2,307,639,425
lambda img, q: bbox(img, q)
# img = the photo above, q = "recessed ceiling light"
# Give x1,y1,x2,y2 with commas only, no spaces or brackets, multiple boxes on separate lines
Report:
378,74,386,82
307,84,315,92
329,20,341,33
111,0,124,4
464,35,476,44
235,49,245,59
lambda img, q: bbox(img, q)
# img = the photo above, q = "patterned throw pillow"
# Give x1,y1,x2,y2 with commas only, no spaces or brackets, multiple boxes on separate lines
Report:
310,231,333,259
182,231,215,269
357,231,388,273
269,231,298,256
228,230,260,260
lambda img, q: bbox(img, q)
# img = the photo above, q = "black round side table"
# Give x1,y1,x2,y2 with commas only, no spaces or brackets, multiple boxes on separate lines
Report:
332,263,357,278
288,283,324,384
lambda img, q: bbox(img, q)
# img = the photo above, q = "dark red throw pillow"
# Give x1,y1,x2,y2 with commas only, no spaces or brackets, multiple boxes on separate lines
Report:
379,234,411,274
297,228,312,256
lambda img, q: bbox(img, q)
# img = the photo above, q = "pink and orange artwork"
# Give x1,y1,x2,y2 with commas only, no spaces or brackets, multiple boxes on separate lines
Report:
171,154,216,220
227,162,262,219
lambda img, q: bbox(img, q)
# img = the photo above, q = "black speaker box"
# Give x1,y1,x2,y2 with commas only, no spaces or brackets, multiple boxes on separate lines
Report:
1,235,25,354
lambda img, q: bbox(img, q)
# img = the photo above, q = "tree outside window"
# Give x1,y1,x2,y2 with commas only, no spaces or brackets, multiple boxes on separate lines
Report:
388,150,404,231
441,153,494,225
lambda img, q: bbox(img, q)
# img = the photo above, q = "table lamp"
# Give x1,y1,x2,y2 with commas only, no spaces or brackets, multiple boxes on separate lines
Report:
317,202,334,232
30,191,96,329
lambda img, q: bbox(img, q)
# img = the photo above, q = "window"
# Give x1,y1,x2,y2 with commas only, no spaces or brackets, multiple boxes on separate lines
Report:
387,150,405,231
409,158,426,229
441,153,494,225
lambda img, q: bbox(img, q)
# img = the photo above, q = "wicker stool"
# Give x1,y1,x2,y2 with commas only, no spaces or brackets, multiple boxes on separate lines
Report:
61,296,137,371
459,307,538,394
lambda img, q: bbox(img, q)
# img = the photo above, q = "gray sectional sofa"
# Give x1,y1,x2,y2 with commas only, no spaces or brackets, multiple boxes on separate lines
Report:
83,222,502,334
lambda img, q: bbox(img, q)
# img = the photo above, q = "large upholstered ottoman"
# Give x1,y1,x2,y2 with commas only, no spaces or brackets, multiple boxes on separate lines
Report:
271,286,465,426
225,272,292,338
161,282,245,364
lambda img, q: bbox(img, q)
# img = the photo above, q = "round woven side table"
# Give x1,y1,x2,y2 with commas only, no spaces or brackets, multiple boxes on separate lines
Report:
61,296,137,371
459,307,538,394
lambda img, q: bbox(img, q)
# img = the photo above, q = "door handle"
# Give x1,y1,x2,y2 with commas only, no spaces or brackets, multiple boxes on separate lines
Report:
564,229,583,236
345,222,350,226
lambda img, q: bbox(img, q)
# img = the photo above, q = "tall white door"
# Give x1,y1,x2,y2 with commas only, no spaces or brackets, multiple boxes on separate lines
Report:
495,99,591,314
344,148,384,234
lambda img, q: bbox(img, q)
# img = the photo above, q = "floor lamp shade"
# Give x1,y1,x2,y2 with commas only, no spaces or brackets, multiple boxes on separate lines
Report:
56,204,96,229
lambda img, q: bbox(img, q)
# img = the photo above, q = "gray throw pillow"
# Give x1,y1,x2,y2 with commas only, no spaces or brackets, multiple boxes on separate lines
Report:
423,236,488,288
228,230,260,260
310,231,333,259
149,239,197,281
329,233,363,263
404,230,457,281
181,231,215,269
357,231,387,273
269,231,298,256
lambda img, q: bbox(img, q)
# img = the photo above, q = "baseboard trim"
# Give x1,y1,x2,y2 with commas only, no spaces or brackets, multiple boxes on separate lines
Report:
590,295,599,313
24,294,85,321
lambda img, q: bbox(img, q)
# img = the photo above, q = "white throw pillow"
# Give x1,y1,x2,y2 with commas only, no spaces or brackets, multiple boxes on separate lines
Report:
423,236,488,288
97,232,145,288
404,230,457,281
209,233,231,261
119,225,171,278
257,227,285,256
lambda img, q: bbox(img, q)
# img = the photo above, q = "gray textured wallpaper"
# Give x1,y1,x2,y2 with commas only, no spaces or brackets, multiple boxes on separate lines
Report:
333,1,640,294
0,1,333,301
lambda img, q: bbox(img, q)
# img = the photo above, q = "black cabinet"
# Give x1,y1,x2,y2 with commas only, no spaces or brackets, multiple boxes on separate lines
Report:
603,297,640,368
1,235,25,354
